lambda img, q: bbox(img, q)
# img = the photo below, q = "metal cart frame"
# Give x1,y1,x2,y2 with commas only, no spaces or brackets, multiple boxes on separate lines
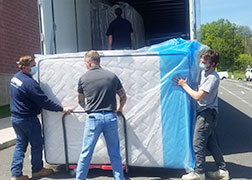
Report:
61,111,129,176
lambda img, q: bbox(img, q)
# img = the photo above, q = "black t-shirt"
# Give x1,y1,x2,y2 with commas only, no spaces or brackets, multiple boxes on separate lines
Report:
78,66,123,113
106,17,133,49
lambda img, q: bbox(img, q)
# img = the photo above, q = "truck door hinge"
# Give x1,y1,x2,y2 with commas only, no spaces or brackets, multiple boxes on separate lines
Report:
40,33,45,42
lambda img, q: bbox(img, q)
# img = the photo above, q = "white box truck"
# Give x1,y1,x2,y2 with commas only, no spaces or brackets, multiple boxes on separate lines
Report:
38,0,201,54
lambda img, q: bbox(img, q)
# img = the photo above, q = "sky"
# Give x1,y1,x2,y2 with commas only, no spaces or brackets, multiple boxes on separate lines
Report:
201,0,252,29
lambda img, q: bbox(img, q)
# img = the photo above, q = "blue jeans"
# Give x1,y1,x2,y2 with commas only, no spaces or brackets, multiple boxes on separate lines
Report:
11,116,43,177
76,112,124,180
193,109,226,174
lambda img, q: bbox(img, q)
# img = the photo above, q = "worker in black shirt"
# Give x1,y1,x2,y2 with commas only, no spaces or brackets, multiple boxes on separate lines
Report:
106,7,134,50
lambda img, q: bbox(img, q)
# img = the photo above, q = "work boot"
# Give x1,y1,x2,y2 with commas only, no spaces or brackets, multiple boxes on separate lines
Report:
207,169,230,180
182,171,205,180
11,175,29,180
32,167,54,178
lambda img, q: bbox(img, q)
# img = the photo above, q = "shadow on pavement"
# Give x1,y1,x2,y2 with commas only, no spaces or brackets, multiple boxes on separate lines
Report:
126,166,184,179
216,98,252,155
226,161,252,179
38,166,185,180
206,161,252,179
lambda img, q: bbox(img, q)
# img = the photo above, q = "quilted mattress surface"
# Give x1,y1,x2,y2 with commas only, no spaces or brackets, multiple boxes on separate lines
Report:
35,38,205,171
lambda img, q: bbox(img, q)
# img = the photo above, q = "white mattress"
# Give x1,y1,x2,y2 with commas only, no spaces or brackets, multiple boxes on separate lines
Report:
37,51,163,167
36,39,203,170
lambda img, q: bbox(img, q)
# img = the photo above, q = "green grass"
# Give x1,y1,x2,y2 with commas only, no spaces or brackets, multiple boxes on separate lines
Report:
0,104,11,119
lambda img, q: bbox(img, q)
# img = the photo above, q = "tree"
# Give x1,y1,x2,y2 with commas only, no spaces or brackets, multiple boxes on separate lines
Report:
201,19,244,71
237,25,252,56
235,54,252,71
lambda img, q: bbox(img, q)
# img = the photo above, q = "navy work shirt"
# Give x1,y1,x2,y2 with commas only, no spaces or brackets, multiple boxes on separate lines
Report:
10,71,63,118
106,16,133,50
78,66,123,113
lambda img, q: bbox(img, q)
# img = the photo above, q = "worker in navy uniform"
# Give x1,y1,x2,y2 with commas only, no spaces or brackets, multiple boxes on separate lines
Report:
10,56,72,180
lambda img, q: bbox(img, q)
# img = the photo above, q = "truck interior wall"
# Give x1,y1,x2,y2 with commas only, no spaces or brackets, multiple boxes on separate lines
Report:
76,0,92,51
144,0,190,45
54,0,78,53
40,0,92,54
90,2,110,50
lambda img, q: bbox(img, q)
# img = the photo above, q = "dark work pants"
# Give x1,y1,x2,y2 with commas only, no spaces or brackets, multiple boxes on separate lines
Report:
193,108,226,174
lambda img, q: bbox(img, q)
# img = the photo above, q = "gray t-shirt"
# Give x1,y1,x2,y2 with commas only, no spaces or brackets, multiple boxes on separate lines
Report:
197,70,220,112
78,66,122,113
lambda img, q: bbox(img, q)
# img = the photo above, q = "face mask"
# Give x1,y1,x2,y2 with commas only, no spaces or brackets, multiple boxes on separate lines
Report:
30,66,37,75
199,62,210,71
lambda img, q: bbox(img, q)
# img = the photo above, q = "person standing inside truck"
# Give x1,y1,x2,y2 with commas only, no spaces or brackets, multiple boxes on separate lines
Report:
76,50,127,180
173,50,230,180
10,56,72,180
106,7,134,50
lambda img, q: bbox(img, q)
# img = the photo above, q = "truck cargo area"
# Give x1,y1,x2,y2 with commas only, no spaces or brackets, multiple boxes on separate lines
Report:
118,0,190,43
39,0,199,54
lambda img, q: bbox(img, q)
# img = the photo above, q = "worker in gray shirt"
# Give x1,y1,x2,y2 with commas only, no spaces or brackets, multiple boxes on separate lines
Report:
173,50,230,180
76,50,127,180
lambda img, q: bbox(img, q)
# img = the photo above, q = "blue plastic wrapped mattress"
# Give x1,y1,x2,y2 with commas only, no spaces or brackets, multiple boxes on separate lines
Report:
35,38,207,171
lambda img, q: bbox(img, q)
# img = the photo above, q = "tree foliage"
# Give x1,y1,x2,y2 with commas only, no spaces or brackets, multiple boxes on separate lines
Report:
235,54,252,71
237,26,252,56
201,19,244,71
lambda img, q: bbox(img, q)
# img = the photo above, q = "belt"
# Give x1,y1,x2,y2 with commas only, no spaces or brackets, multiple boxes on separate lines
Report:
88,111,114,114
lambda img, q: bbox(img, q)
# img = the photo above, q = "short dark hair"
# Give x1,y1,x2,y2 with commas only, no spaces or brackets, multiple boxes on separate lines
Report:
115,7,122,17
84,50,100,64
201,50,219,67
